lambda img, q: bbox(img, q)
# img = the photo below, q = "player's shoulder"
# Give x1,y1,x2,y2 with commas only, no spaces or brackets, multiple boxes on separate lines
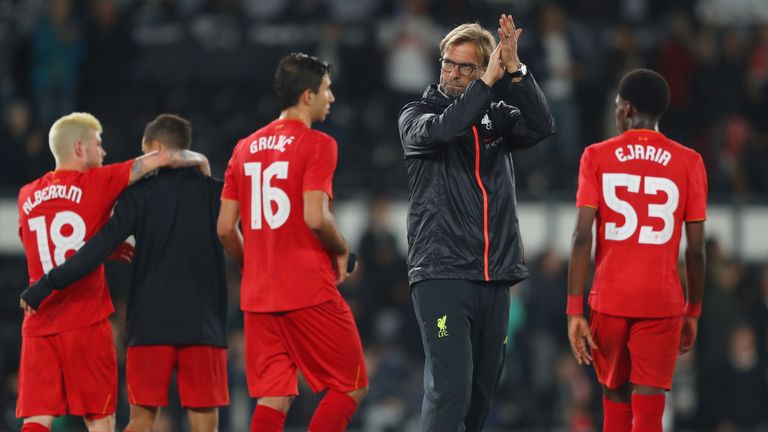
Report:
590,134,626,150
85,161,132,178
582,135,625,158
18,176,44,196
663,136,704,162
301,128,336,145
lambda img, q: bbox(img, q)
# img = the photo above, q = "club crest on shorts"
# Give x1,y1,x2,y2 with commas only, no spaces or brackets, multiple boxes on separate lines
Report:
437,315,449,338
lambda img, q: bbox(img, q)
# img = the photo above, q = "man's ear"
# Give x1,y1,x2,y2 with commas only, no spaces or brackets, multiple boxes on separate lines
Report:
625,102,637,119
73,141,84,158
301,89,313,106
143,140,162,153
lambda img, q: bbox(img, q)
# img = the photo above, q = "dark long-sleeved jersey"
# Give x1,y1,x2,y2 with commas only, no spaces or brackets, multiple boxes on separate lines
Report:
398,73,555,285
35,168,227,347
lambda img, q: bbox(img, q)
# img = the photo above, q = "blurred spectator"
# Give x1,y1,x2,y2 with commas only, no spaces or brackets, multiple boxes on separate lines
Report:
378,0,442,100
703,324,768,430
527,3,585,167
698,241,743,372
524,249,568,398
30,0,85,128
748,266,768,353
0,99,48,186
78,0,135,116
655,10,697,142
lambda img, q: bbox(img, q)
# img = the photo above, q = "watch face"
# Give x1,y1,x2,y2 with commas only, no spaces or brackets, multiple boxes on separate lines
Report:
511,63,526,77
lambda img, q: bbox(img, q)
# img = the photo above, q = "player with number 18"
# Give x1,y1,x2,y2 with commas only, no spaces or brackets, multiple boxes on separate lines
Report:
16,113,208,432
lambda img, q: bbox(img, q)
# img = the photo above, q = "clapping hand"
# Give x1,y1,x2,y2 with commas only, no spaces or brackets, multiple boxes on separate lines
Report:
497,14,524,74
480,43,505,87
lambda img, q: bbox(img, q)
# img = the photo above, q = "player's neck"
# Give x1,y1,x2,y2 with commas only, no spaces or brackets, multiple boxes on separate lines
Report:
55,160,87,172
279,108,312,128
626,118,659,132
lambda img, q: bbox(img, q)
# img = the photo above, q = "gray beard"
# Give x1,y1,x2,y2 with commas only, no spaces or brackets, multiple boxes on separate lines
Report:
438,83,462,99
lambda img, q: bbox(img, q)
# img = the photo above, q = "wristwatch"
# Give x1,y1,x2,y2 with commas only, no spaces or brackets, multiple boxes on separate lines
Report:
508,63,527,78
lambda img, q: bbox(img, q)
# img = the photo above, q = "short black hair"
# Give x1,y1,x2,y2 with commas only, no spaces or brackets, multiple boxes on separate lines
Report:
618,69,670,118
274,53,333,110
143,114,192,150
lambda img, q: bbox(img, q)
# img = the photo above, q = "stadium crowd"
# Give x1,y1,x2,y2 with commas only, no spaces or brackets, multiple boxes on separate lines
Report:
0,0,767,430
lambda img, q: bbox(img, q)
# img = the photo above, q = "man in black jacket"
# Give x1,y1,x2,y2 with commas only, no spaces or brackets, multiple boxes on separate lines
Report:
22,114,228,432
398,16,555,431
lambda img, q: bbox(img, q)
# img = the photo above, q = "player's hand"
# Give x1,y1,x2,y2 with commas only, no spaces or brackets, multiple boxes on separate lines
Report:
198,157,212,177
333,251,350,285
567,314,597,365
20,275,55,312
480,43,505,87
108,241,135,263
679,316,699,354
20,298,36,315
497,14,523,74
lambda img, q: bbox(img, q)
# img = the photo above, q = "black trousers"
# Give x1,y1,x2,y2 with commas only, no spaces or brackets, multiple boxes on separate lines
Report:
412,279,511,432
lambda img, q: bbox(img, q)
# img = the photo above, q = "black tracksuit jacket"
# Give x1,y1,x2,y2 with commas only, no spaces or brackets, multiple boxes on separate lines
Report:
398,73,555,286
29,168,228,347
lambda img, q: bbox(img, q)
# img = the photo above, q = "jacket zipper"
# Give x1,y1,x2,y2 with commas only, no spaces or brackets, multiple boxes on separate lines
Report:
471,126,490,281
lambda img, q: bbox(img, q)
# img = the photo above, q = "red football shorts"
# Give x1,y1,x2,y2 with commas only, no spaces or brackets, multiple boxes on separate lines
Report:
244,297,368,398
126,345,229,408
590,311,682,390
17,319,117,418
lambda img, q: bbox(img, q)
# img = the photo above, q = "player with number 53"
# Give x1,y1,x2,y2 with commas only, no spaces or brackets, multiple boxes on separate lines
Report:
566,69,707,432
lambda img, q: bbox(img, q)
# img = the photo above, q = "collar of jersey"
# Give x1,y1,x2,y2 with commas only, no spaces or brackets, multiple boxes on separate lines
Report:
624,129,662,135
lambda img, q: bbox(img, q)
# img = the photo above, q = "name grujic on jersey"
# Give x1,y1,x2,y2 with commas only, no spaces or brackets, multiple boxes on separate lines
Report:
22,184,83,215
249,134,295,154
615,143,671,166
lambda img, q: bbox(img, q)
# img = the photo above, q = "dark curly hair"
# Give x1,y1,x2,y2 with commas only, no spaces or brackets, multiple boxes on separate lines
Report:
618,68,670,118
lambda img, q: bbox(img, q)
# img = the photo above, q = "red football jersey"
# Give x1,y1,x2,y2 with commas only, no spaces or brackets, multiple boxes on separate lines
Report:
222,119,339,313
18,161,133,336
576,129,707,318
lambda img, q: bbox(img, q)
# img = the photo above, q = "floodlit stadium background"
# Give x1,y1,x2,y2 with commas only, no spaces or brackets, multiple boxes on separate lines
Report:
1,0,768,430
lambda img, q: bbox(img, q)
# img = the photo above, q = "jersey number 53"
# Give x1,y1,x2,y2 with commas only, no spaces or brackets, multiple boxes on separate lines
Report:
602,173,679,245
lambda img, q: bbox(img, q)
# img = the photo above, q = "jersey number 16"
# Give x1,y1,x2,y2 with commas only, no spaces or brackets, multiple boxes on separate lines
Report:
245,161,290,230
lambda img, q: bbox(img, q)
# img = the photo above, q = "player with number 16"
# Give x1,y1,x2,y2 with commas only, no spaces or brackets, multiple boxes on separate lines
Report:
217,53,368,432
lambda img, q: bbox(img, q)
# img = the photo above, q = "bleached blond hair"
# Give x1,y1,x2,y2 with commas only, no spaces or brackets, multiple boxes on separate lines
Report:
48,112,103,163
439,23,496,67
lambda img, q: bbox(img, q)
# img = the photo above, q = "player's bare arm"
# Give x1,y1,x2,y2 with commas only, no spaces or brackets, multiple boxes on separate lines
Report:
303,190,349,285
128,149,210,185
217,199,244,269
567,206,599,365
680,221,705,354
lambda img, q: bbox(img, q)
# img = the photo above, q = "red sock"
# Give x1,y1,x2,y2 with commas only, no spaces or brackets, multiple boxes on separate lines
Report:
22,423,50,432
308,391,359,432
250,405,286,432
603,395,632,432
631,393,665,432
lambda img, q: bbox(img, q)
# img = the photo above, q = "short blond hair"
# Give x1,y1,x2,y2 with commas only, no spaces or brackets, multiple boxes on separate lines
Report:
439,23,496,67
49,112,103,163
